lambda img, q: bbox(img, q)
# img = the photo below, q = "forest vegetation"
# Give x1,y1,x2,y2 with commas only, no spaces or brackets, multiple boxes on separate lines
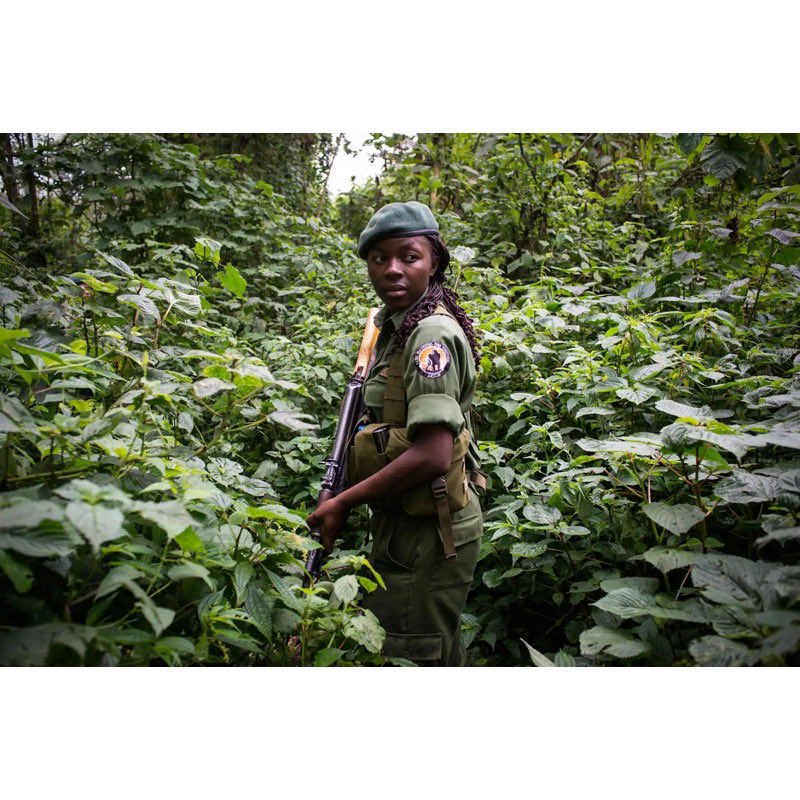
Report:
1,132,799,666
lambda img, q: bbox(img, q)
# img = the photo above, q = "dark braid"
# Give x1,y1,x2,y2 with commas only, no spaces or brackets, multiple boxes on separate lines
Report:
390,234,481,370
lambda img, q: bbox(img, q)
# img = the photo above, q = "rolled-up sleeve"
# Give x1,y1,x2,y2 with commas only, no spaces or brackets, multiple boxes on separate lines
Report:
403,316,472,440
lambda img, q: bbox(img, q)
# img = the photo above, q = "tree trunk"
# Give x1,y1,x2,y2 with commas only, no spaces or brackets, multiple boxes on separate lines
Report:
23,134,40,239
0,133,21,205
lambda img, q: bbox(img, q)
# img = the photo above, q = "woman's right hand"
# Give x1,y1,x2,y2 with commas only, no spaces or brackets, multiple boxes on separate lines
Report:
307,496,350,553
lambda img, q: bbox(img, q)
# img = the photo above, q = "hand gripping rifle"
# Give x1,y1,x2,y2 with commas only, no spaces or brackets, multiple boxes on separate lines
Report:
304,309,380,581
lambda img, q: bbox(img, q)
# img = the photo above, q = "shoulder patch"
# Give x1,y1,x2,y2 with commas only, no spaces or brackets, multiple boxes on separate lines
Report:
414,341,451,378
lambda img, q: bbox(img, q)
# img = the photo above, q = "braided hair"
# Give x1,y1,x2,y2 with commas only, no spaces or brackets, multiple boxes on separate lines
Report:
390,233,481,370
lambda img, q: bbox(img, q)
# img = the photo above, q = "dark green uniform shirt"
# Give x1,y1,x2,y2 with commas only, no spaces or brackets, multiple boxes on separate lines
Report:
363,296,480,470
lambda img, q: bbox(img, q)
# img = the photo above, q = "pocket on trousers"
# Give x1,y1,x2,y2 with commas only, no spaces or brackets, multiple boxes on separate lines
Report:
385,524,419,571
428,537,481,591
382,632,442,662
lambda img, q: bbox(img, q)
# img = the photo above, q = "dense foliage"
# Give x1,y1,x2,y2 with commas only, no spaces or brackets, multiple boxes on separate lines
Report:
1,132,799,666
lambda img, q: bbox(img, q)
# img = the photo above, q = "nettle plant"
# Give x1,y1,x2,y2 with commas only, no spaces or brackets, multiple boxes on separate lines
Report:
0,241,388,666
460,170,800,666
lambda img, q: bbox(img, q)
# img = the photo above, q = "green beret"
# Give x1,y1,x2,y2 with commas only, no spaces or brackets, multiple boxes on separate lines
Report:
357,201,445,264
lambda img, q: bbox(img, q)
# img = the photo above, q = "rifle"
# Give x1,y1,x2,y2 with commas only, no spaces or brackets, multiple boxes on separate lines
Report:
304,308,380,581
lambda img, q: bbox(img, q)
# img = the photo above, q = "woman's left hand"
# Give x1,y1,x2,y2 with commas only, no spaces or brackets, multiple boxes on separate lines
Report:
306,497,349,554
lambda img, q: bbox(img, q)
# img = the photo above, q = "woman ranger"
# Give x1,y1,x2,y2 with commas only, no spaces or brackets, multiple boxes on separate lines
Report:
307,202,485,666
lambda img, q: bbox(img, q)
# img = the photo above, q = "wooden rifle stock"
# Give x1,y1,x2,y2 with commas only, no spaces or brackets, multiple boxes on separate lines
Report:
304,309,380,580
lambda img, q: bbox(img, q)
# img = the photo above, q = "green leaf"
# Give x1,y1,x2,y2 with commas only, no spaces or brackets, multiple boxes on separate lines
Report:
139,601,175,637
689,635,756,666
575,406,615,419
233,561,254,604
218,264,247,298
0,529,74,559
118,293,160,322
691,554,767,609
194,237,221,264
245,584,273,640
628,280,656,300
600,577,660,594
676,133,704,154
700,135,751,180
168,562,213,587
346,609,385,653
267,570,304,613
268,410,318,431
642,547,697,574
672,251,702,267
315,647,345,667
522,503,561,525
641,502,705,535
66,501,125,552
616,386,657,405
192,377,235,398
0,548,34,592
0,501,64,529
133,500,194,539
715,470,776,504
579,626,650,659
520,638,554,666
333,574,359,605
510,541,547,561
97,251,134,277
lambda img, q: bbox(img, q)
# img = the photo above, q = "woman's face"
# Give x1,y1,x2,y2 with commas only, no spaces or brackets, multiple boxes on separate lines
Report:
366,236,437,313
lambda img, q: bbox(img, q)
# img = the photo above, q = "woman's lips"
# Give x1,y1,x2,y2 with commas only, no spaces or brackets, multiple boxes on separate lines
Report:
384,286,407,295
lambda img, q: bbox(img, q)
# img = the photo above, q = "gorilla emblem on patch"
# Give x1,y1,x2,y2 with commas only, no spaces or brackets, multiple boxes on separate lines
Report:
414,341,451,378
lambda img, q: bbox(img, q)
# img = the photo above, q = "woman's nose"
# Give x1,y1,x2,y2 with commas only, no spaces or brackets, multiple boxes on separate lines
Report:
383,257,404,276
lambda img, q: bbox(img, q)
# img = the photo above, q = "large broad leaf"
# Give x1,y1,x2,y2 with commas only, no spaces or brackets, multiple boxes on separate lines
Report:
676,133,704,154
522,504,561,525
168,562,213,588
0,549,34,592
0,624,97,666
641,502,705,535
267,570,304,613
600,577,660,594
590,588,707,623
232,562,253,605
689,635,756,666
118,293,160,322
65,501,125,552
138,600,175,637
715,470,776,504
576,437,660,457
0,528,74,559
655,398,712,422
691,554,771,610
627,280,656,300
0,501,64,529
218,264,247,297
510,541,548,561
245,584,273,640
192,377,234,398
268,410,318,431
756,526,800,548
333,574,359,605
133,500,194,539
346,609,385,654
642,547,697,574
671,251,701,267
520,638,554,667
579,626,650,659
700,135,751,179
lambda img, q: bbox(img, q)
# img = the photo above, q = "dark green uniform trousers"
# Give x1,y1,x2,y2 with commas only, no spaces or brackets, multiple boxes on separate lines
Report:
362,491,482,666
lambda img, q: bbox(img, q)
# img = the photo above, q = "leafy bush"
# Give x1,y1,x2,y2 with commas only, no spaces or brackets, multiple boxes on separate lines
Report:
2,132,799,665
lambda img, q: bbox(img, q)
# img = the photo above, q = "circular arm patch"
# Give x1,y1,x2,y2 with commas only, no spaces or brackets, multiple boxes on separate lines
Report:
414,341,451,378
